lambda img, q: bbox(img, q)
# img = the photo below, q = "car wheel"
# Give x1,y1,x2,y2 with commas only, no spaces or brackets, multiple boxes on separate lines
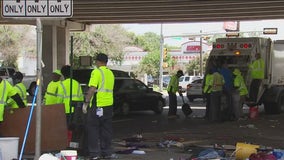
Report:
153,100,164,114
121,103,130,115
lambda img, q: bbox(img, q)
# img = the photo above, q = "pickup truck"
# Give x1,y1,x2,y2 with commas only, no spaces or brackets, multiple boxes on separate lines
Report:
0,67,36,93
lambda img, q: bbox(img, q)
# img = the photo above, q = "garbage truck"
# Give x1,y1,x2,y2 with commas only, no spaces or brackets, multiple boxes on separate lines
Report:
205,37,284,114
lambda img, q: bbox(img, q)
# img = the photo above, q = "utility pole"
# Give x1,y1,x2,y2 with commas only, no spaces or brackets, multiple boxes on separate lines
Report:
159,24,164,92
199,30,203,76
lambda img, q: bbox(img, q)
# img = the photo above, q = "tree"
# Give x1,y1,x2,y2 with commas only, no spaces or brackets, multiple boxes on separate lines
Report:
0,25,33,68
185,53,209,75
135,50,160,77
134,32,161,51
71,24,131,67
133,32,179,77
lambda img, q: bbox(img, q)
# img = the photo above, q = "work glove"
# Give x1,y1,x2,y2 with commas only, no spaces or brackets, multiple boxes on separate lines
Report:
82,103,89,114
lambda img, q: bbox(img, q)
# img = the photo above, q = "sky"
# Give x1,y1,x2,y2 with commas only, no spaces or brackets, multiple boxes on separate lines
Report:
122,19,284,46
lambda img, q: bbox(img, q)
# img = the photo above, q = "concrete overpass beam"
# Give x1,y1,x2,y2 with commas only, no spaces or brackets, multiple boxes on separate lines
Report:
42,25,69,88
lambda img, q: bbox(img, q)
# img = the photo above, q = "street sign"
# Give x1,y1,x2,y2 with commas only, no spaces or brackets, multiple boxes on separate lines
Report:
263,28,278,34
2,0,73,17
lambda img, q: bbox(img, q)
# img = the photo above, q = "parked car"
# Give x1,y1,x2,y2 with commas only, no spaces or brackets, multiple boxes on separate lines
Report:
147,75,154,87
179,75,202,92
73,68,130,93
162,75,170,88
0,67,36,94
72,70,166,115
186,78,204,102
114,78,166,115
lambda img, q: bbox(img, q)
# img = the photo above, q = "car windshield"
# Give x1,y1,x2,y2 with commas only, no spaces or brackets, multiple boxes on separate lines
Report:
115,79,148,92
179,76,184,82
163,75,170,82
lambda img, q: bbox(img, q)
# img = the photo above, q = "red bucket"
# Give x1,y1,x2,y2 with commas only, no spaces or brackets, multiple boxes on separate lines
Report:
60,150,77,160
249,106,258,119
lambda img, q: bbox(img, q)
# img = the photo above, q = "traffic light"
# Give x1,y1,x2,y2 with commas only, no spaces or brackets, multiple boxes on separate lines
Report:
163,48,168,60
163,62,168,68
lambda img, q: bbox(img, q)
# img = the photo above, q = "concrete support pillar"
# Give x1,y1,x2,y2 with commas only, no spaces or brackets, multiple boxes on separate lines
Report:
42,25,69,89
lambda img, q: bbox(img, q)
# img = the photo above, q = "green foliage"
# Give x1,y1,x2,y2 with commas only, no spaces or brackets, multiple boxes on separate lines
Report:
134,32,161,51
71,24,131,68
136,50,160,77
186,53,209,75
0,26,29,68
131,32,162,77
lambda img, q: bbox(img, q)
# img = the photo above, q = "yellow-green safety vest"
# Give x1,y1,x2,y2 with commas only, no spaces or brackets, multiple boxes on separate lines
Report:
250,58,265,79
234,75,248,96
88,67,114,107
203,74,213,93
57,78,84,113
7,82,27,108
211,72,224,92
0,80,17,121
167,75,179,93
44,80,61,105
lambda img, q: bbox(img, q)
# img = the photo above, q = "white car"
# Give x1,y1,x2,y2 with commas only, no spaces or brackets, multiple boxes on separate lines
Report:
186,78,204,102
179,75,202,92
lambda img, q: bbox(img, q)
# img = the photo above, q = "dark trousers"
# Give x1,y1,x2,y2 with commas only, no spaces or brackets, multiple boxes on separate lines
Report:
204,93,210,119
209,91,222,122
87,106,113,157
249,79,262,102
223,89,233,119
168,92,177,116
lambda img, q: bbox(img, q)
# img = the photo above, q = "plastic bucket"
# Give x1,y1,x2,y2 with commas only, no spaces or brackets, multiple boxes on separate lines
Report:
60,150,77,160
249,106,258,119
235,142,260,160
0,137,19,160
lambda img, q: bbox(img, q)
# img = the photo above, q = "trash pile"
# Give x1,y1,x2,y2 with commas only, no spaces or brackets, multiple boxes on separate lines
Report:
114,134,149,155
113,133,284,160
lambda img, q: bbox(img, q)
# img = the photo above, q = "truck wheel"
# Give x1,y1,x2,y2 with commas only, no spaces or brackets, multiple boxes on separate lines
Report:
276,91,284,113
264,91,284,114
264,102,274,114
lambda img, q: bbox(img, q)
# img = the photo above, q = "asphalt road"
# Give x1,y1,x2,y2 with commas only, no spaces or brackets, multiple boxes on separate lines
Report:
110,95,284,160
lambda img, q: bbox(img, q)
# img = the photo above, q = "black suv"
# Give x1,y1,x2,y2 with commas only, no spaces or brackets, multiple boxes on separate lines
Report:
114,78,166,115
73,69,165,115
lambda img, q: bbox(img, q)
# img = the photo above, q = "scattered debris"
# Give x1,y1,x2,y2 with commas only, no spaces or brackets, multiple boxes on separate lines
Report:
115,132,284,160
240,124,258,129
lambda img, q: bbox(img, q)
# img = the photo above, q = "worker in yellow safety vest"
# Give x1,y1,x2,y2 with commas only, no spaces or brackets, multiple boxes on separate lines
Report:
208,68,224,122
57,65,84,149
57,65,84,114
44,70,62,105
82,53,115,159
167,70,184,119
249,53,265,102
233,68,249,120
202,69,213,119
0,76,25,122
7,72,27,108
